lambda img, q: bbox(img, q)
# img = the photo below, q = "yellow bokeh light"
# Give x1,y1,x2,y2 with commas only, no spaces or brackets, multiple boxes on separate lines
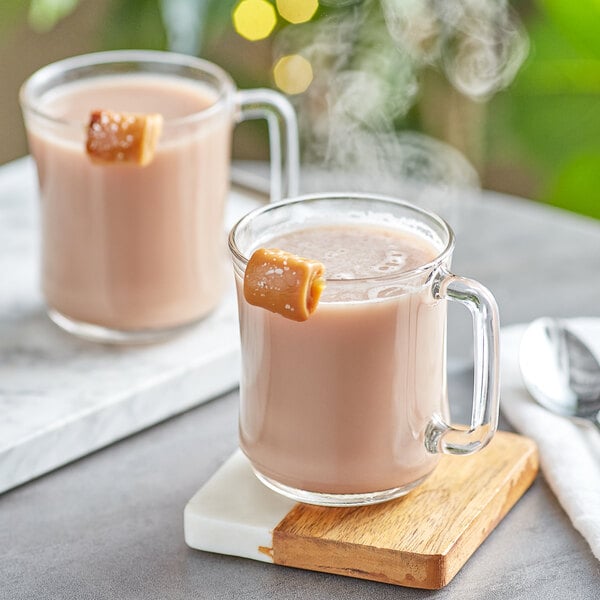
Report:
273,54,313,95
276,0,318,24
233,0,277,41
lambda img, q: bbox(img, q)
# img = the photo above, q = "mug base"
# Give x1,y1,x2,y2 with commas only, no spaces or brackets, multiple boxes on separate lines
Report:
252,467,431,507
48,308,200,345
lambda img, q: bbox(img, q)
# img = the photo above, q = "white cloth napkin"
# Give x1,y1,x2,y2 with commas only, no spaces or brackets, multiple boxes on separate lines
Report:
501,318,600,561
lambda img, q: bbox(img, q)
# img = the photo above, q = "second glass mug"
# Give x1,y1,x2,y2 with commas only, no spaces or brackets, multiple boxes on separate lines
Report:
19,50,299,343
229,194,500,506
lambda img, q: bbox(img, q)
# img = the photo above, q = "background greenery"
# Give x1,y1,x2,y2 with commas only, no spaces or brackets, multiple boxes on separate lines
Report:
2,0,598,218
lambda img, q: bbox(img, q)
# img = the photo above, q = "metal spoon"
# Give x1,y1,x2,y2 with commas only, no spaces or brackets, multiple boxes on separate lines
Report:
519,317,600,431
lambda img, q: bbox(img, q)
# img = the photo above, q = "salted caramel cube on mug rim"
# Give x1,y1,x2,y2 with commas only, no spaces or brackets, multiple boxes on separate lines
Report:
244,248,326,322
85,110,163,166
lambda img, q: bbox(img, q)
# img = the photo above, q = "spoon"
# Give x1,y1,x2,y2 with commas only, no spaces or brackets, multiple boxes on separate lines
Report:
519,317,600,431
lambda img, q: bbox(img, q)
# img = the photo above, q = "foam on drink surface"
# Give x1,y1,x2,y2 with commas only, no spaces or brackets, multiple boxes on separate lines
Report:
267,224,439,303
39,74,218,122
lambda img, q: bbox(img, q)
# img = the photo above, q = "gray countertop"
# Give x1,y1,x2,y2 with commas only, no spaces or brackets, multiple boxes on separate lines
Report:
2,168,600,598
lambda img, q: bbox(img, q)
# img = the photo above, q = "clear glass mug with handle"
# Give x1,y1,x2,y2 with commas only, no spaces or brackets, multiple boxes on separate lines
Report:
20,50,298,343
229,193,500,506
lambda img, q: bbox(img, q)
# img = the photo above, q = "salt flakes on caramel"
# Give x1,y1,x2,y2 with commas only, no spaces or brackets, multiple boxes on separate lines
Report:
244,248,326,322
86,110,163,166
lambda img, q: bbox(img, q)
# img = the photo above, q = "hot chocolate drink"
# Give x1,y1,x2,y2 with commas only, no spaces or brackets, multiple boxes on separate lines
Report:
27,73,231,331
238,224,447,495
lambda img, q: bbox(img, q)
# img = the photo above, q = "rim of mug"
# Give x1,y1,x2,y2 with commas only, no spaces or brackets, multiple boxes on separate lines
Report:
228,192,456,284
19,50,236,131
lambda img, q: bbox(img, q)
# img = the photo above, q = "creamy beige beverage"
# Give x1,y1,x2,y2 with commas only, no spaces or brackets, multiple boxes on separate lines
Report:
238,224,447,495
28,73,231,331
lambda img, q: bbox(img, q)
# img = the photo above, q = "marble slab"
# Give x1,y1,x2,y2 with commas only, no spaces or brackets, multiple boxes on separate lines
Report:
184,450,296,563
0,157,262,494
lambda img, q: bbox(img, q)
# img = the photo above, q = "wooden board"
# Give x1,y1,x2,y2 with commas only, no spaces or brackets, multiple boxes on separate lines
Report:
184,431,539,589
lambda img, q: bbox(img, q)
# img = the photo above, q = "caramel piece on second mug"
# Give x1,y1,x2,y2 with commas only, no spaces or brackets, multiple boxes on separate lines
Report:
244,248,326,322
86,110,163,166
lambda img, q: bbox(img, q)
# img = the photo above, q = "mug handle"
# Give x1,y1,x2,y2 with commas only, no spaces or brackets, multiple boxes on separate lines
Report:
236,89,300,202
425,269,501,455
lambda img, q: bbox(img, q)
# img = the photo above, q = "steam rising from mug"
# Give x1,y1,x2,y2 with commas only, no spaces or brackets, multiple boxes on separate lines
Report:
274,0,529,205
381,0,529,98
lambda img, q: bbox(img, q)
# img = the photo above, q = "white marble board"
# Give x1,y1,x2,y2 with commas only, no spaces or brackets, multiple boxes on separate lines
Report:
0,157,261,494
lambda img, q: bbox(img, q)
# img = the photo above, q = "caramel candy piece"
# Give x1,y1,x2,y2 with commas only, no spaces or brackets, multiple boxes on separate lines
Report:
244,248,326,322
86,110,163,166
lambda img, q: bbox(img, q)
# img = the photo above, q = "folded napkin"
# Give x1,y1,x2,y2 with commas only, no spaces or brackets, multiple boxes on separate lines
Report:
501,318,600,561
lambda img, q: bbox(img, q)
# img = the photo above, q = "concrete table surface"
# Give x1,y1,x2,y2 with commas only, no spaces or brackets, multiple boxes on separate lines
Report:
2,163,600,599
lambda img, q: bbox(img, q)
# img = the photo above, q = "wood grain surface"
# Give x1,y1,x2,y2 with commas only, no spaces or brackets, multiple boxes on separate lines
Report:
272,431,539,589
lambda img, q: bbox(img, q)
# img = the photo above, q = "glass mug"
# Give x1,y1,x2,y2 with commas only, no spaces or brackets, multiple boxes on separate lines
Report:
20,50,298,343
229,194,500,506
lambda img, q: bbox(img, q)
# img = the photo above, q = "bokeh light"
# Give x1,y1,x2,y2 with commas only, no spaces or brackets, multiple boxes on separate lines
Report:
276,0,319,24
273,54,314,95
233,0,277,41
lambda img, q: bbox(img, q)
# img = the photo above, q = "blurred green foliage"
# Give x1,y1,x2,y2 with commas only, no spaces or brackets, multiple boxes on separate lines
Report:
103,0,166,50
0,0,79,31
489,0,600,218
2,0,599,217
